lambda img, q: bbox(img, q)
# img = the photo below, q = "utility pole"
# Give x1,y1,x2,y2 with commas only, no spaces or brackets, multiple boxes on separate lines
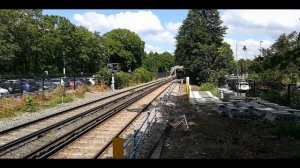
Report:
243,45,247,78
63,51,66,77
236,42,239,96
260,41,263,57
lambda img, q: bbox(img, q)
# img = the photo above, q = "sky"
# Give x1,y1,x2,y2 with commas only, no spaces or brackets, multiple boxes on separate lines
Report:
43,10,300,60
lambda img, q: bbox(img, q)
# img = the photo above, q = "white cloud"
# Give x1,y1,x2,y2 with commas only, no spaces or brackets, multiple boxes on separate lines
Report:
73,11,179,54
165,22,182,34
224,38,273,60
73,11,164,34
144,31,175,44
145,44,162,53
222,10,300,38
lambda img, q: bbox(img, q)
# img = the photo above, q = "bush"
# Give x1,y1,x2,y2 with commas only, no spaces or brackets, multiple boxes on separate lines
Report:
132,67,154,84
291,89,300,110
261,89,284,105
274,123,300,139
50,94,74,105
115,71,131,89
97,67,111,85
199,82,219,98
75,85,89,98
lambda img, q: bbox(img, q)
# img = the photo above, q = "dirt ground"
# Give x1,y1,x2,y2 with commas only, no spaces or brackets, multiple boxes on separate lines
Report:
160,85,300,159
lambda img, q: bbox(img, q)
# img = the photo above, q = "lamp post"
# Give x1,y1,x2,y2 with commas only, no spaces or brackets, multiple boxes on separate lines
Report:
260,41,263,57
236,42,239,96
243,45,247,78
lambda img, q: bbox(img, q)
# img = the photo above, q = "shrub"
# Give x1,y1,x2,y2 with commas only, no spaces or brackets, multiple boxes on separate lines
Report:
261,89,284,105
50,94,74,105
290,89,300,110
75,85,89,98
199,82,219,98
274,123,300,139
97,67,111,85
115,71,131,89
132,67,154,84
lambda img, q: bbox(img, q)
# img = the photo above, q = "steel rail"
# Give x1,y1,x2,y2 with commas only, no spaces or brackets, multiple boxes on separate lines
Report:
0,78,165,135
0,79,171,154
24,79,173,159
93,81,177,159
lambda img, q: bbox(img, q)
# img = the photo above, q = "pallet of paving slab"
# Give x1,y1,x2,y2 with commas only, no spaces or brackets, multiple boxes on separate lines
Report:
252,107,276,118
264,110,295,124
225,105,239,118
228,106,251,120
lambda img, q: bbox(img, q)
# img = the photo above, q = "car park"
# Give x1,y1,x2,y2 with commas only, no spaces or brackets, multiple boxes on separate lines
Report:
69,78,85,88
36,80,57,91
2,80,21,94
0,87,9,97
51,78,61,87
86,77,97,85
20,79,38,93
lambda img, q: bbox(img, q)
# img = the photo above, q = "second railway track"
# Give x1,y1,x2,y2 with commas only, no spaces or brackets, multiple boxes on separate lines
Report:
0,78,175,158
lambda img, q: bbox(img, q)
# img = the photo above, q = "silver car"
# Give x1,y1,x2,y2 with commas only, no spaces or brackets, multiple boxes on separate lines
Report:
0,87,9,97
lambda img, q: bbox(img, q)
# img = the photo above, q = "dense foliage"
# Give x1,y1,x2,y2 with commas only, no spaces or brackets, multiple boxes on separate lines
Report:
175,9,233,85
142,51,175,73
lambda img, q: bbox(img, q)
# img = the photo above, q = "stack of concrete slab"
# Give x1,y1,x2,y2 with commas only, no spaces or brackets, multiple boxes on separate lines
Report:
264,110,295,124
189,91,221,105
218,88,237,101
252,107,276,118
217,102,234,116
228,106,251,119
215,95,299,124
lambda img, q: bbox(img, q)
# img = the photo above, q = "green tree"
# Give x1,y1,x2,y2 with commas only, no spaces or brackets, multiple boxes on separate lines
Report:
175,9,227,85
102,29,145,72
142,51,175,73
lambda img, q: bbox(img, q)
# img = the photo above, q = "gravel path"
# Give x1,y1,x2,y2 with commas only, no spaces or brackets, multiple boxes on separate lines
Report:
0,81,162,132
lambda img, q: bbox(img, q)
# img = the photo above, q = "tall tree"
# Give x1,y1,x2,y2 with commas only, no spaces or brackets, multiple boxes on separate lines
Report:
175,9,227,84
102,29,145,72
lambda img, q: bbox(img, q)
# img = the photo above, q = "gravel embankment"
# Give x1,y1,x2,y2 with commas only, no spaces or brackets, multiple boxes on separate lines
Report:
120,82,179,159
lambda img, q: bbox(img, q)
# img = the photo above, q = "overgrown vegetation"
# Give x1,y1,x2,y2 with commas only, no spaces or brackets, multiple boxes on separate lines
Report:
0,84,100,119
260,89,285,105
0,68,157,119
274,124,300,139
199,83,220,98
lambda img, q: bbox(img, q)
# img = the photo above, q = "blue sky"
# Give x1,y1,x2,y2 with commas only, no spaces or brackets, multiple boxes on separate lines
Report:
43,10,300,60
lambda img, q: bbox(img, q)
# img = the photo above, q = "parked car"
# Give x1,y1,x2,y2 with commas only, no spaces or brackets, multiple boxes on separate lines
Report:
86,77,97,85
0,87,9,97
36,80,57,91
50,77,69,87
236,81,250,92
61,77,70,87
51,78,61,87
2,80,21,94
21,79,38,93
69,78,84,88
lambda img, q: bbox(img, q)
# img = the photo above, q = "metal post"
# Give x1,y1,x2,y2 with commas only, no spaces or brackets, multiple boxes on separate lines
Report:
63,51,66,77
287,84,291,106
111,73,115,91
73,55,76,90
133,130,137,159
42,72,44,91
236,42,239,96
19,75,22,97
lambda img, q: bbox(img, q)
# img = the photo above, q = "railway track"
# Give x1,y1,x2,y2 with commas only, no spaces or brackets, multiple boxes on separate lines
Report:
47,82,175,159
0,78,174,158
